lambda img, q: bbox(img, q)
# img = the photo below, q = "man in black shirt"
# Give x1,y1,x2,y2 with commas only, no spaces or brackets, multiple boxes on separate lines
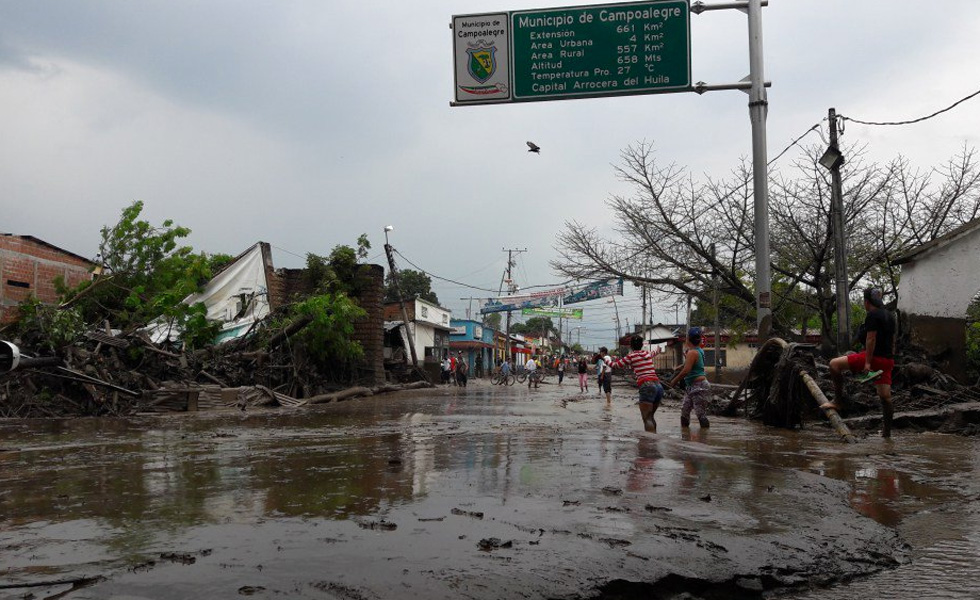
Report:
824,288,897,437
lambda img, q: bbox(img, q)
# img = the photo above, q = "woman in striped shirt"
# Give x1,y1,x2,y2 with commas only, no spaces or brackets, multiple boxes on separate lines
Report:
610,335,664,433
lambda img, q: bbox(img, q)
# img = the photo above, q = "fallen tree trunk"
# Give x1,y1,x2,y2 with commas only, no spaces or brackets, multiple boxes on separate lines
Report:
734,337,856,442
264,314,314,350
800,371,856,443
307,381,433,405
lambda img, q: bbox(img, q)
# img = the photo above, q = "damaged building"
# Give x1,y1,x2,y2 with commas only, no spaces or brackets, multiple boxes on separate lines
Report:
893,217,980,381
0,234,94,323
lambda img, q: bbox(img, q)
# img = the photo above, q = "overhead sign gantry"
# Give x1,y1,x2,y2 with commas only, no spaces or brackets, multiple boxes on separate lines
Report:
452,1,690,104
450,0,774,337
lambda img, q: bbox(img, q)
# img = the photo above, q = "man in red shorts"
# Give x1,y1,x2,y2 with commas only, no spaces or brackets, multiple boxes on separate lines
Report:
824,288,896,437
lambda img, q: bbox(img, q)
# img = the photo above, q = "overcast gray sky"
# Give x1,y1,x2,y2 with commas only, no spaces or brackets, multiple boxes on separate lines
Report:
3,1,980,348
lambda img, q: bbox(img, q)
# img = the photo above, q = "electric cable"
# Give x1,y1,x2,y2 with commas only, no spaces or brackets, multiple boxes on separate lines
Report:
842,86,980,126
393,248,588,295
768,122,823,167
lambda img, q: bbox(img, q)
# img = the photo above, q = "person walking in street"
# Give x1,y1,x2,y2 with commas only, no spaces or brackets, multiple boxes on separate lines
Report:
441,355,452,385
525,355,539,389
824,287,897,437
596,347,612,404
610,336,663,433
669,328,710,429
556,356,566,385
577,357,589,393
456,352,469,388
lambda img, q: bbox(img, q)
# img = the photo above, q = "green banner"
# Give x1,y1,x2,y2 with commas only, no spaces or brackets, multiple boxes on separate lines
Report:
522,307,583,319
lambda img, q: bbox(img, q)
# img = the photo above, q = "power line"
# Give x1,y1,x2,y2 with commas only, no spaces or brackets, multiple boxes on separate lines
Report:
393,249,500,293
393,248,578,295
768,122,822,166
842,86,980,126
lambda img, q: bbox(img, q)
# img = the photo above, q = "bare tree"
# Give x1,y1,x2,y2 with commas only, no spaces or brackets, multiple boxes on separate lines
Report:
552,142,757,328
554,141,980,348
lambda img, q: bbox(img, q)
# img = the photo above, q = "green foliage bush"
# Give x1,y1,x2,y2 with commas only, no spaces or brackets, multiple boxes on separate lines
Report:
13,297,86,352
966,296,980,379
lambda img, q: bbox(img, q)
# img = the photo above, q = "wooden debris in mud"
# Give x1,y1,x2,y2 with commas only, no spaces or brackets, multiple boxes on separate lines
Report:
730,336,980,437
2,321,433,418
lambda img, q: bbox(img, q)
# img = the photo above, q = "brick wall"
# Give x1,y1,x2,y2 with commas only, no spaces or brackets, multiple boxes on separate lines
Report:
267,259,386,386
352,264,385,386
0,235,94,322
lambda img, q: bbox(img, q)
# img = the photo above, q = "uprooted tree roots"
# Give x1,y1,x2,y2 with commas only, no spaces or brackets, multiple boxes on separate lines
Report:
734,338,821,430
729,337,980,440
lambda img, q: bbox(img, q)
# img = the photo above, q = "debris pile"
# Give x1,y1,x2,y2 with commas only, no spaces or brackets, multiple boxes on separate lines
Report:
1,312,425,419
724,337,980,436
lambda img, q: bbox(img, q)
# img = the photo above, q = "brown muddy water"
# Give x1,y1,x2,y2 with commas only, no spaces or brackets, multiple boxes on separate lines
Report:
0,380,978,599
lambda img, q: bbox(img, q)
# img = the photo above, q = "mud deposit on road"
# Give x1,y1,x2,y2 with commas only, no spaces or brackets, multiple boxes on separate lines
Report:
2,381,977,599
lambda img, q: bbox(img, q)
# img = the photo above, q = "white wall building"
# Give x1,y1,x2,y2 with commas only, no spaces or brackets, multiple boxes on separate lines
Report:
893,217,980,380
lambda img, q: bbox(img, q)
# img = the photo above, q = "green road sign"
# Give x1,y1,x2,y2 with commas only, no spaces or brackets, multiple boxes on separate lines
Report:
521,307,584,319
510,1,690,101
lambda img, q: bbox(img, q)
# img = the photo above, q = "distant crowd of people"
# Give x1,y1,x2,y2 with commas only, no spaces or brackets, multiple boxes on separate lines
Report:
444,330,712,434
441,285,896,438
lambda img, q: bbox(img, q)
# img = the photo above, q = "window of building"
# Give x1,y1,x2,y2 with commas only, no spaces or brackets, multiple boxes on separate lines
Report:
6,280,30,289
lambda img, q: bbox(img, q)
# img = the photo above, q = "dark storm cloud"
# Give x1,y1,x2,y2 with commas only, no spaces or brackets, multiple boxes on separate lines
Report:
0,1,436,157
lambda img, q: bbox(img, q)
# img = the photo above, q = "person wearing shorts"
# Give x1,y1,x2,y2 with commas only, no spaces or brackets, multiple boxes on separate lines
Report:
610,336,664,432
826,288,896,437
596,347,613,404
577,358,589,392
669,327,710,429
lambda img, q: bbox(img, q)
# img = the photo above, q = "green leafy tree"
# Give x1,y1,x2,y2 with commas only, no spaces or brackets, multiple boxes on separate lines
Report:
482,312,502,330
356,234,371,261
384,269,438,305
967,296,980,380
292,292,367,367
511,316,554,336
64,201,221,347
13,298,86,352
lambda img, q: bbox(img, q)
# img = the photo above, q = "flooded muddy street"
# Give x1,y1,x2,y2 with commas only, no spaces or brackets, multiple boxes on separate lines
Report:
1,380,978,599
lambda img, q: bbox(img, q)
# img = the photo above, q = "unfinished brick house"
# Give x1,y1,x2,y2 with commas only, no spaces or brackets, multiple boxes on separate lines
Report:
0,234,95,323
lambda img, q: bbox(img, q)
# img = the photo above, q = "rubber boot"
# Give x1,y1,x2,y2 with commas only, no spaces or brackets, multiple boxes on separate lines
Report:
698,417,710,429
680,416,690,428
882,402,894,438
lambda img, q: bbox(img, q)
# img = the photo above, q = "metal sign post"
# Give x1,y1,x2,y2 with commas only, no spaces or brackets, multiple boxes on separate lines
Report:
452,0,771,335
747,0,771,338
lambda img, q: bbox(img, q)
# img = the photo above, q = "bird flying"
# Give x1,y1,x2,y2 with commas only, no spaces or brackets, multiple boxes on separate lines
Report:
526,141,540,154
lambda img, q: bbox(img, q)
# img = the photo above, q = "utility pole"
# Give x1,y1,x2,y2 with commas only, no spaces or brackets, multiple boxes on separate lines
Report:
501,248,526,363
460,297,482,321
640,284,647,342
383,228,421,374
828,108,850,353
748,0,772,339
609,296,621,344
712,243,721,381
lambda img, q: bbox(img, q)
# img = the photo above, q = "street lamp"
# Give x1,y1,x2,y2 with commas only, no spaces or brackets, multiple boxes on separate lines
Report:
819,146,843,170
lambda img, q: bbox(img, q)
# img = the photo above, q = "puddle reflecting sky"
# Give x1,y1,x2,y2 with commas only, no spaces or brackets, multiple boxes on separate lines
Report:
1,384,977,598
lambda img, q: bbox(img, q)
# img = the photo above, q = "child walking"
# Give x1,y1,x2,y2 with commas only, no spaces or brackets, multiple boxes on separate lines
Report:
668,327,711,429
609,336,664,432
577,357,589,392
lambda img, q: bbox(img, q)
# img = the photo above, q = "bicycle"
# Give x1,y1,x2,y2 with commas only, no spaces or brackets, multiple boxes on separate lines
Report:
491,370,516,386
